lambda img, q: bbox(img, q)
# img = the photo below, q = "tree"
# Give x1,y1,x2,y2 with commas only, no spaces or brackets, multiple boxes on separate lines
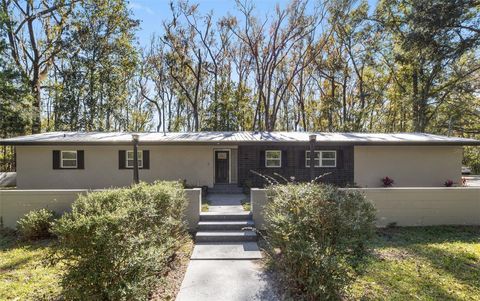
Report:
1,0,78,133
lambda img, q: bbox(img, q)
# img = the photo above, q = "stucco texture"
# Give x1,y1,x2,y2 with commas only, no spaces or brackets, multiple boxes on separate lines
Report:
354,146,463,187
16,145,238,189
0,188,201,229
251,187,480,229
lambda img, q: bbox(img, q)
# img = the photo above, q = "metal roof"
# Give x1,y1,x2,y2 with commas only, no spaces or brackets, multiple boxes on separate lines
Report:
1,131,479,146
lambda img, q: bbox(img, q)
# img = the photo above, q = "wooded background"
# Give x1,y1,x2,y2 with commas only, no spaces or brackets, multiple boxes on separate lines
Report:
1,0,479,171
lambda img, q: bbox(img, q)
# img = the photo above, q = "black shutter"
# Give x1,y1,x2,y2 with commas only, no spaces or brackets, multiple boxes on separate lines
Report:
259,150,265,168
142,150,150,169
299,150,306,167
119,150,126,169
282,150,288,168
337,150,344,169
53,150,60,169
77,150,85,169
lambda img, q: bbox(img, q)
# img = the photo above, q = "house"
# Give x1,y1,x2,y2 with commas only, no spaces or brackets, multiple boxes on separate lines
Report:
1,131,479,189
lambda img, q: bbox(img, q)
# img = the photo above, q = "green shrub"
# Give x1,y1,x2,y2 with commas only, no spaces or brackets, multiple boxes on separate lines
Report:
264,183,376,300
17,208,57,240
51,181,188,301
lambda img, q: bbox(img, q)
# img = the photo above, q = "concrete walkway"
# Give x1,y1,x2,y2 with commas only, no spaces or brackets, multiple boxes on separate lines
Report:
176,260,279,301
207,193,246,213
176,193,279,301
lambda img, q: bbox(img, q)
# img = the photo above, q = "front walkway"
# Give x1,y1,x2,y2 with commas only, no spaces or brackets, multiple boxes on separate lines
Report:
207,193,246,213
176,260,278,301
176,193,279,301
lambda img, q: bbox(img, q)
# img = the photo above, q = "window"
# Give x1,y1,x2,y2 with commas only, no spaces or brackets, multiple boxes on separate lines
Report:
306,150,336,167
321,151,336,167
126,151,143,168
61,151,77,168
305,151,320,167
265,150,281,168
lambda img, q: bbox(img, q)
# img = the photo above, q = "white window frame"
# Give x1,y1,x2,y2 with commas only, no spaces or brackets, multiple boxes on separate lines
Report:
60,151,78,169
126,150,143,168
265,150,282,168
305,150,321,168
305,150,336,168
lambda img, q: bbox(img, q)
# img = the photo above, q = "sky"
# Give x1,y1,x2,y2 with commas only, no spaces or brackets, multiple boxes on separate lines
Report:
128,0,378,47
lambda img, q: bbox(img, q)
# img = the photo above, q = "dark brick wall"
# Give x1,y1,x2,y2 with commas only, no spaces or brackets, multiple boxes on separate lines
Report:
237,144,354,187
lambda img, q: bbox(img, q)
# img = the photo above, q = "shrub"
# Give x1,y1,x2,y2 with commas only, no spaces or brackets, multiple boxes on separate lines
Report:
444,179,454,187
51,181,188,301
17,208,57,240
264,183,376,300
381,176,394,187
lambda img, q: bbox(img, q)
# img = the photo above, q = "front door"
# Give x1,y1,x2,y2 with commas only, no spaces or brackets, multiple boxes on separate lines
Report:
215,150,229,183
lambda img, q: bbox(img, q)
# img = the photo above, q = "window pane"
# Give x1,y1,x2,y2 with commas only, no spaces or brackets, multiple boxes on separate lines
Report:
322,159,336,167
127,159,143,168
322,151,336,159
266,159,280,167
62,151,77,160
62,159,77,167
266,151,280,159
127,151,142,160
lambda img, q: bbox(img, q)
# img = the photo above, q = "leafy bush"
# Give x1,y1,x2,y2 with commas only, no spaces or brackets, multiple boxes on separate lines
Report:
17,208,57,240
264,183,376,300
51,181,188,301
381,176,394,187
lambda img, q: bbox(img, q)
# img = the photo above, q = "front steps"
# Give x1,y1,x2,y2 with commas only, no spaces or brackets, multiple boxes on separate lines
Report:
209,184,244,194
195,212,258,243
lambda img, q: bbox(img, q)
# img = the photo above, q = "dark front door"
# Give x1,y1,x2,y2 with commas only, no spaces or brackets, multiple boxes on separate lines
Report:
215,151,229,183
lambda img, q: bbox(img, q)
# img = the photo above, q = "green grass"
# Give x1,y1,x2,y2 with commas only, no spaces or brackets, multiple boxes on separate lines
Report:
348,226,480,300
201,199,210,212
241,199,251,212
0,231,63,301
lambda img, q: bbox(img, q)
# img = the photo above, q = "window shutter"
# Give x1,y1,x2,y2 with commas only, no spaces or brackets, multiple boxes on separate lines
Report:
77,150,85,169
259,150,265,168
337,150,344,169
119,150,126,169
142,150,150,169
282,150,288,168
299,150,306,167
53,150,60,169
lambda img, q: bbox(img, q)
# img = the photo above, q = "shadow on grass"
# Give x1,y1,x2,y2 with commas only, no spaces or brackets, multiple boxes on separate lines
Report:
353,226,480,300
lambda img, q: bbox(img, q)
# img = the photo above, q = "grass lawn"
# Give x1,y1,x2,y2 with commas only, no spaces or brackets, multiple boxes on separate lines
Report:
348,226,480,300
0,231,63,301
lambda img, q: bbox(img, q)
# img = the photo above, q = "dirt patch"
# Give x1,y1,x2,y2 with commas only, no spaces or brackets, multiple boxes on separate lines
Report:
150,237,194,301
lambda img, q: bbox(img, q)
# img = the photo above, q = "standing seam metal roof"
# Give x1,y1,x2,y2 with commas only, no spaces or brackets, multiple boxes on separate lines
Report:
1,131,479,145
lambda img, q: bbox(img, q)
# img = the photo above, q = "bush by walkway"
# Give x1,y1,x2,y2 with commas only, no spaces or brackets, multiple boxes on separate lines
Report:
51,181,190,301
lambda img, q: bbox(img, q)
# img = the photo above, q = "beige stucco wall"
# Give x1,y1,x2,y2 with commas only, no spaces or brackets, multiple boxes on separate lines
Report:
251,187,480,229
354,146,463,187
0,188,201,229
16,145,238,189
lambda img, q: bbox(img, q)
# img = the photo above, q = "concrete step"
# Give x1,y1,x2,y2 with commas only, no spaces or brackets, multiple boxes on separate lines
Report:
197,220,255,231
191,242,263,260
195,230,258,242
210,185,244,194
200,212,253,221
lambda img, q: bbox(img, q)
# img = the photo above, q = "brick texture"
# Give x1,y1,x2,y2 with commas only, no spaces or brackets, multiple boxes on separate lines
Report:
237,144,354,187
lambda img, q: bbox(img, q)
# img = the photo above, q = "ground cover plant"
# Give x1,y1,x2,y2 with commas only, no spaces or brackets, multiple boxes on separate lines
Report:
348,226,480,300
0,229,63,300
264,183,376,300
51,181,190,301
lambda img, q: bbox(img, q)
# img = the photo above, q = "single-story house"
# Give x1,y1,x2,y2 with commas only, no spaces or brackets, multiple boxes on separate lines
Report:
1,131,479,189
